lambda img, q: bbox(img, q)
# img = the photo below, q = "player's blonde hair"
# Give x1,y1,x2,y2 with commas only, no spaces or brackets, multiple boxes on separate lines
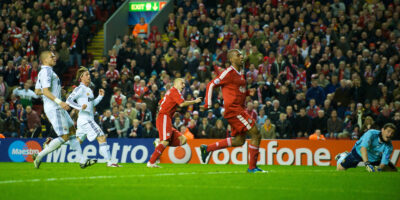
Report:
173,78,184,87
39,51,52,63
75,67,88,83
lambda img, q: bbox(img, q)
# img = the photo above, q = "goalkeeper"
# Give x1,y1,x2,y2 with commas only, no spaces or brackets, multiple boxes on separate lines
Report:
336,123,398,172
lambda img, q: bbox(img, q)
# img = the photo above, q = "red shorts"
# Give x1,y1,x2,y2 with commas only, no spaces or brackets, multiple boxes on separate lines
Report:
156,114,182,142
226,110,255,136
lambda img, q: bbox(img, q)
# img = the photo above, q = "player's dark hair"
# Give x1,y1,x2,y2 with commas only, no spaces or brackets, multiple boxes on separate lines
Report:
383,123,396,132
227,49,240,64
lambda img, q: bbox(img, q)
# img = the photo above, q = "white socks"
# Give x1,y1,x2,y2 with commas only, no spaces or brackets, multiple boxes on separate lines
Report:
99,142,112,164
69,137,86,164
336,152,347,167
36,137,65,161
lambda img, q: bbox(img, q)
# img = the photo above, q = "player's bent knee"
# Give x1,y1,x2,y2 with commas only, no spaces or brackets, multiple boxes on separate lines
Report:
232,136,246,146
161,140,169,147
336,163,346,171
61,134,69,141
97,135,106,143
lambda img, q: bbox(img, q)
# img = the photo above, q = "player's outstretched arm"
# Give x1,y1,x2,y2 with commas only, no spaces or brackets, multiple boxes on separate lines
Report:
360,147,375,172
94,89,105,106
43,87,70,110
179,97,202,107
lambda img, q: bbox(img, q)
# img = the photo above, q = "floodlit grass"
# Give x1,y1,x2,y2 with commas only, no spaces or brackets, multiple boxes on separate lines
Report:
1,163,399,200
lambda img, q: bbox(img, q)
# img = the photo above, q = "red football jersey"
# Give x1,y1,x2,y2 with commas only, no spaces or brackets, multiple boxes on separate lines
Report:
205,66,247,118
158,87,185,119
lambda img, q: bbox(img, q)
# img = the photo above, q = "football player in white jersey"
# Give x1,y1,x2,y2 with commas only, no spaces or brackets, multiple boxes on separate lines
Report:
33,51,96,169
67,67,121,167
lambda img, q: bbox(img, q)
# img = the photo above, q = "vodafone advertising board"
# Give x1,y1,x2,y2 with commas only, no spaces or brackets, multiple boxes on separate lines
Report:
2,139,400,166
161,139,400,167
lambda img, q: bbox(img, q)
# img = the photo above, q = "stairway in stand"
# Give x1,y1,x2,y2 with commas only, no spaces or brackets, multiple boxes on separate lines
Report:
87,28,105,64
61,28,104,87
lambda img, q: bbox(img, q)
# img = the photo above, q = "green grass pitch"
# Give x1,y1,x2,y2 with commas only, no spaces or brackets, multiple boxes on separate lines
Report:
1,163,399,200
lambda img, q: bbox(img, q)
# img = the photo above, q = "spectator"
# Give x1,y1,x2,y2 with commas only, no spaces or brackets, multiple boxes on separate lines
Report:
197,117,213,138
136,103,152,125
173,116,184,130
141,121,157,138
327,110,344,139
392,112,400,140
206,109,216,126
363,76,380,102
188,119,198,136
306,78,326,106
12,80,39,108
275,113,293,139
306,99,320,119
260,118,276,139
312,110,328,135
134,79,149,102
256,109,267,128
295,108,311,138
96,80,112,114
291,92,307,113
210,119,226,138
0,75,9,99
333,79,352,118
128,119,142,138
101,109,117,138
246,101,257,122
115,111,130,138
69,26,85,67
15,103,26,137
132,17,148,39
325,75,340,95
3,110,20,137
4,61,19,88
106,63,120,87
266,100,284,124
124,102,138,124
309,129,326,141
25,105,40,137
110,87,127,108
276,85,292,108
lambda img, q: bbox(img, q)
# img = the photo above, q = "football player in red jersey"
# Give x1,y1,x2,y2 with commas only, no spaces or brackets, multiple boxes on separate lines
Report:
147,78,202,168
201,49,266,173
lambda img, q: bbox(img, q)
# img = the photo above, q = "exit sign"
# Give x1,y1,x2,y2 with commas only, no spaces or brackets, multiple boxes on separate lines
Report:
129,2,166,12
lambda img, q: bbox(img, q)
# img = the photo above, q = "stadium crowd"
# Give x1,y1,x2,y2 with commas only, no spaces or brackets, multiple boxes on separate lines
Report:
0,0,400,141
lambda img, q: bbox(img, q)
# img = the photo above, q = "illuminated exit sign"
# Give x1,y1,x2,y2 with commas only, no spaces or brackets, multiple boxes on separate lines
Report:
129,2,167,12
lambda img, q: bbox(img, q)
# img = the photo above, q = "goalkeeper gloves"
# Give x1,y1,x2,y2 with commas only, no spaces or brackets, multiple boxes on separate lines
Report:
365,161,375,172
374,166,382,172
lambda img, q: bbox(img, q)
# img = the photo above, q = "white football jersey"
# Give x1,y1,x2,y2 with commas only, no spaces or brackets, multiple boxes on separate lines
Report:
35,65,62,112
66,83,103,125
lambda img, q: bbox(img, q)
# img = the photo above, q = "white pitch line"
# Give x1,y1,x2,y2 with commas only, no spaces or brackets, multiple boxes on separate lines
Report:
0,171,244,185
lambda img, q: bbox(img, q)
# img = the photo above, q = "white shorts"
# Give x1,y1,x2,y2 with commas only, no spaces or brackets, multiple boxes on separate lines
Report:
45,108,74,136
76,120,104,142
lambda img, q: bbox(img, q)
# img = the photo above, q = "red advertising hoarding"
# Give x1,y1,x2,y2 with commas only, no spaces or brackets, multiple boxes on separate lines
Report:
160,139,400,166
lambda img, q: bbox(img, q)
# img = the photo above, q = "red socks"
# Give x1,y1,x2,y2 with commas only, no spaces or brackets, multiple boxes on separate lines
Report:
206,137,232,152
248,144,259,170
149,143,166,164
